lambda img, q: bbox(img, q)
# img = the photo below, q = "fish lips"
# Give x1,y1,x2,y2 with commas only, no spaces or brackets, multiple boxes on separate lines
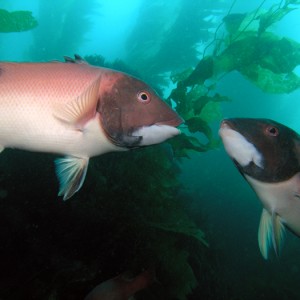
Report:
103,116,183,149
219,119,234,131
131,115,183,146
126,114,183,147
155,114,184,127
132,123,181,147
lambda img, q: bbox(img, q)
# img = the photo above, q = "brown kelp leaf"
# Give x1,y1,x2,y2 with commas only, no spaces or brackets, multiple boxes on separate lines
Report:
193,96,210,115
193,94,230,115
183,56,214,87
168,133,210,158
170,68,194,84
223,13,246,35
185,117,212,138
241,64,300,93
168,86,190,119
0,9,38,32
259,36,300,74
147,221,208,247
259,5,296,34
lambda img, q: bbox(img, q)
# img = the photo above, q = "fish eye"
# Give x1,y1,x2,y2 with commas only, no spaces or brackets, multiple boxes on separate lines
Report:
137,91,151,104
266,125,279,137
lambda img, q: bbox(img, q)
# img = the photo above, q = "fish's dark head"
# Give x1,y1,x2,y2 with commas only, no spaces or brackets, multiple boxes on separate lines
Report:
97,71,183,148
219,118,300,182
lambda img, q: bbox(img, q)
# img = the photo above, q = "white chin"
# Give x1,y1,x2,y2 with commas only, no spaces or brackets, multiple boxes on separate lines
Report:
133,125,180,146
219,127,263,168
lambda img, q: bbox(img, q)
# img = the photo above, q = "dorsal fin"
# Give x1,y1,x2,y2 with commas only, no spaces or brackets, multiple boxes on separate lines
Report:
64,54,87,64
64,56,75,63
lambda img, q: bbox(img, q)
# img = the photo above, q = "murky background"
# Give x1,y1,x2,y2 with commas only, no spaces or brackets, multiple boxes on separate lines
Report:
1,1,300,299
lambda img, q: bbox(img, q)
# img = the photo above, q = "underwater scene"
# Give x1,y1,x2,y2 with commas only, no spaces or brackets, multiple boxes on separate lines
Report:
1,0,300,299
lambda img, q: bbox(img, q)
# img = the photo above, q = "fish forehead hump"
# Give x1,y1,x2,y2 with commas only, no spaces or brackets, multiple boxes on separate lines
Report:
98,71,182,144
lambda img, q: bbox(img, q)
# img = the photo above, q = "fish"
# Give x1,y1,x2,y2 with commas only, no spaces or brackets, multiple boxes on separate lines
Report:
219,118,300,259
84,269,154,300
0,55,182,200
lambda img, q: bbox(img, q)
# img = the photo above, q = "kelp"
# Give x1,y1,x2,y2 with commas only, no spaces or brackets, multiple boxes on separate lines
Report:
169,134,212,159
167,0,300,158
29,0,97,61
241,64,300,93
258,1,298,34
126,0,227,76
0,144,208,299
168,65,227,156
84,54,142,80
2,2,300,299
84,145,208,300
0,9,38,32
223,13,246,35
151,237,198,300
148,220,208,247
213,33,300,92
215,0,300,90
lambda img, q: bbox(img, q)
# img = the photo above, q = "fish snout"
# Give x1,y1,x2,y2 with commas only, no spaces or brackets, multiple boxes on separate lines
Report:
156,115,183,127
220,119,233,130
219,119,232,138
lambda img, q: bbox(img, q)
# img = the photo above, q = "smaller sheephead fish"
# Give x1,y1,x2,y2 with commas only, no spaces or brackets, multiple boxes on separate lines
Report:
219,118,300,259
84,269,154,300
0,55,182,200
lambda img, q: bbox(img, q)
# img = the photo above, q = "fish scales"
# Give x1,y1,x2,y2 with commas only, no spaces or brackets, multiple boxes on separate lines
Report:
0,62,104,155
0,57,182,199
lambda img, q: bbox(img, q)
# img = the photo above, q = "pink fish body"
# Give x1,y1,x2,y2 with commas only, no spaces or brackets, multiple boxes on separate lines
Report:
85,269,154,300
0,56,182,199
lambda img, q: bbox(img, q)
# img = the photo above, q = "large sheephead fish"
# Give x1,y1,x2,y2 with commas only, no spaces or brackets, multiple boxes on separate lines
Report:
0,55,182,200
219,118,300,259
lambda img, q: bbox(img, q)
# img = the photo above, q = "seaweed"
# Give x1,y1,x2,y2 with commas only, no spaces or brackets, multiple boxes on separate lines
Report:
258,1,298,34
223,13,246,35
212,32,300,93
2,1,300,299
29,0,98,61
166,0,300,158
79,146,209,300
0,145,209,300
0,9,38,32
125,0,227,76
168,64,226,156
211,0,300,93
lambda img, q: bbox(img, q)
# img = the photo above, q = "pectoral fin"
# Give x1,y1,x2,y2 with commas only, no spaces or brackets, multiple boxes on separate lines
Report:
0,146,4,153
53,76,100,129
55,156,89,200
271,212,285,257
258,208,285,259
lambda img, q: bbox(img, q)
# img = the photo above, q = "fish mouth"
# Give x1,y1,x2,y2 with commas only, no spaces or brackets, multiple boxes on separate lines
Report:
219,119,232,137
155,115,184,127
132,124,181,146
220,119,233,130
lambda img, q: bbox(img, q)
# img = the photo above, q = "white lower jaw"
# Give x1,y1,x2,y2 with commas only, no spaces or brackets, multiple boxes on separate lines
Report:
133,124,180,146
219,126,263,168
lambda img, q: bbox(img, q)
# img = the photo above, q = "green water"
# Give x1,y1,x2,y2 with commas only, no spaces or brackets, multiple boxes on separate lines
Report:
0,1,300,299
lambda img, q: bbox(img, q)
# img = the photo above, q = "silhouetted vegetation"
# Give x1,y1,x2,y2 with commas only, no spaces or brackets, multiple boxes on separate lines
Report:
1,1,300,299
